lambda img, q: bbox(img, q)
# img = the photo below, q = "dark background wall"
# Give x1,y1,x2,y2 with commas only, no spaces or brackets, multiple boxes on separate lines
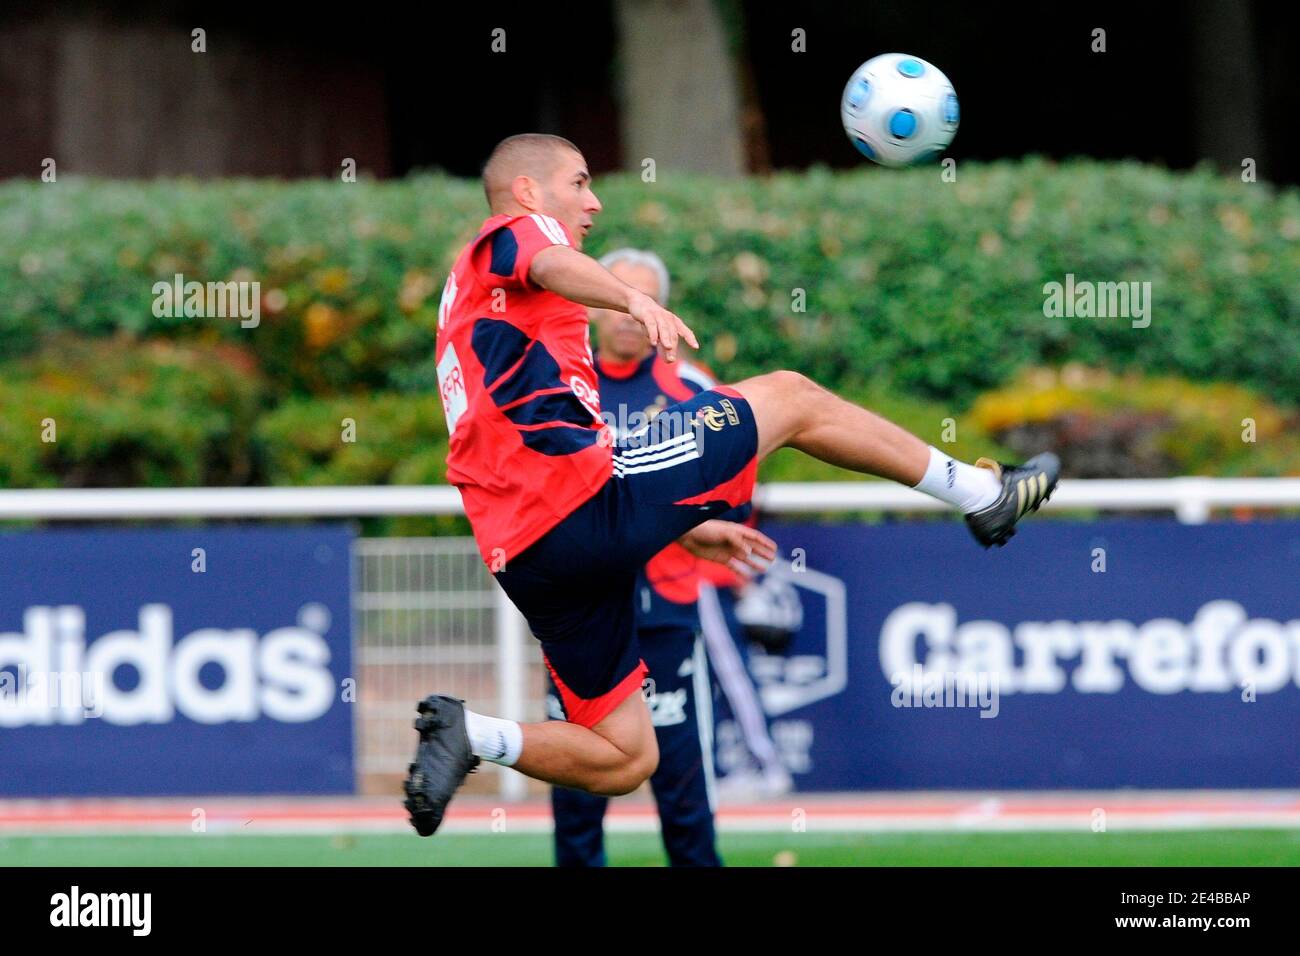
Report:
745,0,1297,180
0,0,623,179
1,0,1296,183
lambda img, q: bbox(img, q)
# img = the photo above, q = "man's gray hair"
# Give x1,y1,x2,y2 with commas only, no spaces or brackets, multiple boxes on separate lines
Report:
598,248,671,305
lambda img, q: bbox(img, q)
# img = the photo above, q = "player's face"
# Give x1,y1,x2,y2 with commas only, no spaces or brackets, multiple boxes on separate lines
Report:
541,151,601,249
590,262,660,363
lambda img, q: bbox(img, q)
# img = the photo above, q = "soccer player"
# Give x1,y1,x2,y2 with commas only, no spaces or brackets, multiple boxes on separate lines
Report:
406,133,1059,836
549,247,734,867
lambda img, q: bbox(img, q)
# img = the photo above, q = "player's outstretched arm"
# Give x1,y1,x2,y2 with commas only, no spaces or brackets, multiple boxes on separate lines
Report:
530,245,698,362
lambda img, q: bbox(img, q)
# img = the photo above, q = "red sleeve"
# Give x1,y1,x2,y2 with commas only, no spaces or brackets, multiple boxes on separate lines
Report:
470,214,574,292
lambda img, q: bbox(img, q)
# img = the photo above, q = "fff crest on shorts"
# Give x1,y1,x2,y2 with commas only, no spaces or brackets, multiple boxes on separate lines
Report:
695,399,741,432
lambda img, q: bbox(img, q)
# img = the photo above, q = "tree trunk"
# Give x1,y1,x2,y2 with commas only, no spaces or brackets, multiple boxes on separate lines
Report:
1188,0,1264,176
613,0,746,176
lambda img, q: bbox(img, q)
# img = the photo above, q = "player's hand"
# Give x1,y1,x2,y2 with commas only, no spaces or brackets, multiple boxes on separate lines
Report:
627,290,698,363
677,520,777,578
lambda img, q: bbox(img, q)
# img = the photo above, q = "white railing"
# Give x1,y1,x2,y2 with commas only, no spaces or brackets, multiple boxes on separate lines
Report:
756,478,1300,524
0,486,467,519
2,477,1299,523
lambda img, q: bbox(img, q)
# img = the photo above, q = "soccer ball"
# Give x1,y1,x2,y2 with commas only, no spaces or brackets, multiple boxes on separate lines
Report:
840,53,959,168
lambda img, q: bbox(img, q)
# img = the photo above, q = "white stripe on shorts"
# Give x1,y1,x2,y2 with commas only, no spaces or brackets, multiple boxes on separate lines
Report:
613,439,698,470
612,447,701,477
615,430,696,459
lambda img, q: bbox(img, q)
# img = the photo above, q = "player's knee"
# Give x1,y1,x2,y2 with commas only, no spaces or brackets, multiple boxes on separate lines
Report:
616,749,659,795
595,739,658,796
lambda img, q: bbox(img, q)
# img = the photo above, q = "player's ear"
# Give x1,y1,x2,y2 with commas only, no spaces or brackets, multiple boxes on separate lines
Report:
510,174,542,211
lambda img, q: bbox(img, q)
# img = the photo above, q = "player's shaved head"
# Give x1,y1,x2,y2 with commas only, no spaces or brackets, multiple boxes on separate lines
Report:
482,133,583,210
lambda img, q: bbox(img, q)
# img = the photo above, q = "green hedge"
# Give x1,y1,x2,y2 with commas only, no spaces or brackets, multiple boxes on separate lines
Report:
254,392,464,535
3,159,1297,407
1,160,1297,493
0,337,264,487
971,366,1300,478
254,392,447,486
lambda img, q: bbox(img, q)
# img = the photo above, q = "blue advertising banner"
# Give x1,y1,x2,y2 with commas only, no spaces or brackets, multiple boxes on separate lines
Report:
728,518,1300,790
0,525,354,796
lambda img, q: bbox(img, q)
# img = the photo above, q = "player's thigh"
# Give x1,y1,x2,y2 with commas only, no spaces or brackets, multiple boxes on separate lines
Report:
543,656,655,768
729,370,823,461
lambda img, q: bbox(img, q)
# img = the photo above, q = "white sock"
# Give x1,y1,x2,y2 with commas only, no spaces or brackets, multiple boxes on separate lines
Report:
463,709,523,767
913,446,1001,513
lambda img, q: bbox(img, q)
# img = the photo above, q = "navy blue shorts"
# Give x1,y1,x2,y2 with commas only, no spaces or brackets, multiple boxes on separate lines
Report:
494,386,758,727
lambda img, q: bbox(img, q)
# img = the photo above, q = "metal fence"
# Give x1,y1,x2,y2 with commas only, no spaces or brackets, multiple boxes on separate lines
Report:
352,537,536,798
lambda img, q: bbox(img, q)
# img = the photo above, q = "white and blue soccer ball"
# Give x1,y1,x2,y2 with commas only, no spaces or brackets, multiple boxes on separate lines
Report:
840,53,959,168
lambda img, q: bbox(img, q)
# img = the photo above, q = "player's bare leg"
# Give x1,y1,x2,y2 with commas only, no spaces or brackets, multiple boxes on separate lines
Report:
512,690,657,795
731,369,1059,547
737,370,930,482
403,521,772,837
403,689,658,836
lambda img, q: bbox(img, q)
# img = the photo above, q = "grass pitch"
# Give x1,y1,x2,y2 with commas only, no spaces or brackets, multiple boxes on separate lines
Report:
4,829,1299,866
